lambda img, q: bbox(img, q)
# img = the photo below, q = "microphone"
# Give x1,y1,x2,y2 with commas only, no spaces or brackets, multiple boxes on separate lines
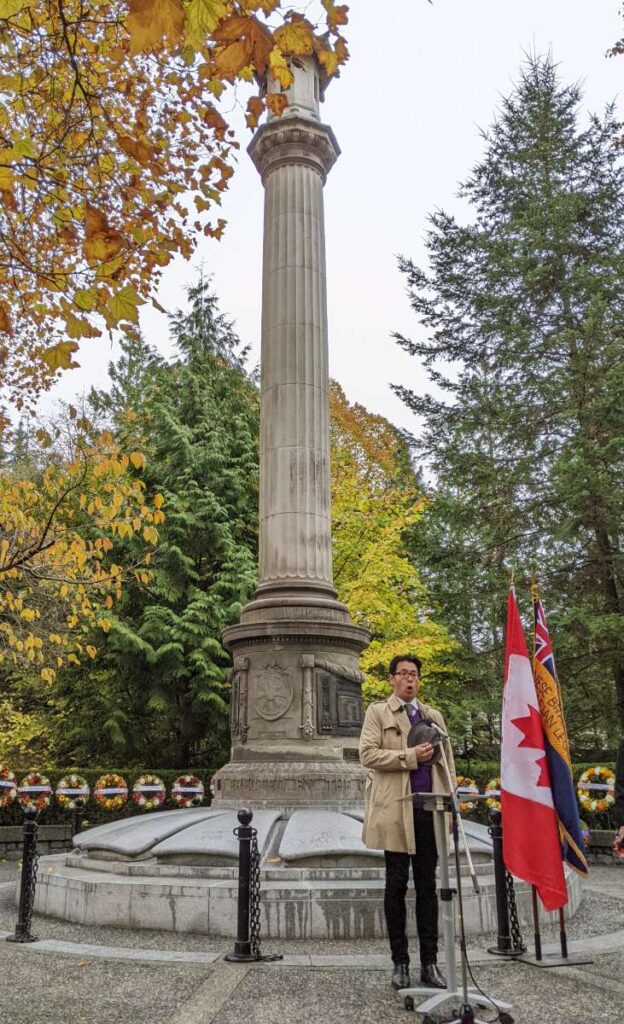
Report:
421,717,450,741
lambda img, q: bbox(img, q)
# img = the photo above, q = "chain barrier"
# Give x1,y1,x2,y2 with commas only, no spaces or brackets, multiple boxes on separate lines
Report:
6,807,40,944
225,808,282,964
505,869,526,954
249,829,262,958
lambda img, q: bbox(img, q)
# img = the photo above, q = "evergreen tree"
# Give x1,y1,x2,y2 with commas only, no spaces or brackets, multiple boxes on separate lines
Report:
59,281,259,767
395,56,624,747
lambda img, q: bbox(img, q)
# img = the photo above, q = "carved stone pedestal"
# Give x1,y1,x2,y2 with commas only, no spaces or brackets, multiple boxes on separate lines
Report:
217,611,369,808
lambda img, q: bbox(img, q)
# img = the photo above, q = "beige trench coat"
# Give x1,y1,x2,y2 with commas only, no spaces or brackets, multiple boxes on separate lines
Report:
359,694,457,855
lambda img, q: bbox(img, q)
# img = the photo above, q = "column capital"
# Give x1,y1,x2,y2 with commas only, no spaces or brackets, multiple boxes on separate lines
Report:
247,116,340,184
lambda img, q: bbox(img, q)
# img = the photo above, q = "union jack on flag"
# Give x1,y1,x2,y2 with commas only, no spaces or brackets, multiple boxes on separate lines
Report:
532,590,589,876
535,601,556,676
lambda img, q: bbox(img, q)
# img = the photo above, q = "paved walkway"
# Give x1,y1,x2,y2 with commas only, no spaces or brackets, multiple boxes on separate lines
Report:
0,861,622,1023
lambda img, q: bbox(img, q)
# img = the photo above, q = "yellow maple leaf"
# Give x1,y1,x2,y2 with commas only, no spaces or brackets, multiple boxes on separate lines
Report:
127,0,186,55
106,285,145,326
129,451,145,469
266,92,289,118
322,0,348,32
0,0,29,16
246,95,264,129
212,14,251,42
41,341,80,371
185,0,228,48
215,39,253,77
83,204,125,264
0,161,14,193
64,312,101,339
118,135,156,166
268,47,293,90
73,288,98,312
317,48,340,77
273,19,315,57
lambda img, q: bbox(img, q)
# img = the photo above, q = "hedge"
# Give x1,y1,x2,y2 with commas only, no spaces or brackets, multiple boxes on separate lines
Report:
453,758,618,828
0,760,617,831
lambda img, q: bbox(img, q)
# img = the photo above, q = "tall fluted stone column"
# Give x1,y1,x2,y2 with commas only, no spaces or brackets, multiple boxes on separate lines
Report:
217,58,369,810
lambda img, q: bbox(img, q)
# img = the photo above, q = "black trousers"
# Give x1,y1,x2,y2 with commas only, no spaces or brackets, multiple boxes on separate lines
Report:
384,808,438,966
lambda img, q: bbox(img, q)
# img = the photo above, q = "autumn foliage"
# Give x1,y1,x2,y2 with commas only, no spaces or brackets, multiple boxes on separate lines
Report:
0,423,163,679
329,382,457,704
0,0,349,422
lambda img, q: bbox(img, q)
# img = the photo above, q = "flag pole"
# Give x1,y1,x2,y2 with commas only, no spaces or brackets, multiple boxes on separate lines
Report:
528,582,546,963
531,886,542,962
531,582,574,963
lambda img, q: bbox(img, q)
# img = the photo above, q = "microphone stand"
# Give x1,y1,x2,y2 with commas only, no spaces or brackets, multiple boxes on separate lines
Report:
398,740,513,1023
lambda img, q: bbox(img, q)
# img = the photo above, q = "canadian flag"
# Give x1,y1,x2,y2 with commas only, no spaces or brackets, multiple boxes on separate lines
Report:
501,589,568,911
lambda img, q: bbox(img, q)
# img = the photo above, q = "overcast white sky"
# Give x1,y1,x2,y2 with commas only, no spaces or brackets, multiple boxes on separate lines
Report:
50,0,623,434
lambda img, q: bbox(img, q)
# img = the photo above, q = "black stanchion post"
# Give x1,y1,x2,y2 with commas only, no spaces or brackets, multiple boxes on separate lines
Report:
487,807,516,957
73,798,85,838
6,806,39,944
225,808,256,963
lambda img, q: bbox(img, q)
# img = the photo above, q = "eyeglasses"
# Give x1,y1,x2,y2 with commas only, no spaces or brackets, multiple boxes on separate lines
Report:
393,671,419,680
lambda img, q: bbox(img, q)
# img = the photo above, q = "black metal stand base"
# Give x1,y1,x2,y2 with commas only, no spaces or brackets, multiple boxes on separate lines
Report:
486,946,523,957
224,952,284,963
6,933,38,944
517,951,593,968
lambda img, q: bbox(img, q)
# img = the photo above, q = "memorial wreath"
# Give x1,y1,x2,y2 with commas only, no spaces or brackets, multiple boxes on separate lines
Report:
171,774,204,808
18,771,52,811
132,773,166,811
0,764,17,807
485,777,501,811
94,773,128,811
456,775,479,812
577,766,615,814
56,774,90,810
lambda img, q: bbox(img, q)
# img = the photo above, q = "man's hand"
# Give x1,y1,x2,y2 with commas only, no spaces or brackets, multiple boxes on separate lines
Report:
618,825,624,842
412,741,434,764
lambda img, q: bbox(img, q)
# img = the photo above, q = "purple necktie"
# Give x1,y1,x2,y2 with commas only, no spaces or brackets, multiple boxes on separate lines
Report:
404,703,432,801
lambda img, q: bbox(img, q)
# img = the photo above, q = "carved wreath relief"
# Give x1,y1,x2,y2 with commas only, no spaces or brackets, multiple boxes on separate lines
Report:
253,661,293,721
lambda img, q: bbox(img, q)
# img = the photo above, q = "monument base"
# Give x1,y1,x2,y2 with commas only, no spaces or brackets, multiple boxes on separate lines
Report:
28,809,583,940
212,759,365,810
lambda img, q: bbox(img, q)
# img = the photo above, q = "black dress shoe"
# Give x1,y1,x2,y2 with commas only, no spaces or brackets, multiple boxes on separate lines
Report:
420,963,446,988
391,963,411,989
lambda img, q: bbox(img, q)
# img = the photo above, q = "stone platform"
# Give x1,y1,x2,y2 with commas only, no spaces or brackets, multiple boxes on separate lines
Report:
30,806,582,940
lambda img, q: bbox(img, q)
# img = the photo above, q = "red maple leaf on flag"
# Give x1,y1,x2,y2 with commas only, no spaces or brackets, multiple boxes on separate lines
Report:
511,705,551,787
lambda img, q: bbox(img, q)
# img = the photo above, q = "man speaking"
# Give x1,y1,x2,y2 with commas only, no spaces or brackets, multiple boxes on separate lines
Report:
359,654,456,991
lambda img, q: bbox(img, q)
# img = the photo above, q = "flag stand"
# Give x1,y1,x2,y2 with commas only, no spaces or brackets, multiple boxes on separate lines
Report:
516,885,592,968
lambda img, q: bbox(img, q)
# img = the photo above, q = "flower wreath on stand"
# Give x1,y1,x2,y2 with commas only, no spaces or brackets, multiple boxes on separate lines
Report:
133,774,166,811
171,774,204,808
56,774,90,810
18,771,53,811
0,765,17,807
577,766,615,815
456,775,479,813
485,777,501,812
94,773,128,811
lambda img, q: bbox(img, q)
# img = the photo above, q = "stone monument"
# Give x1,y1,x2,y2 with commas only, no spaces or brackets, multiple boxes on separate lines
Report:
215,55,370,810
30,60,578,940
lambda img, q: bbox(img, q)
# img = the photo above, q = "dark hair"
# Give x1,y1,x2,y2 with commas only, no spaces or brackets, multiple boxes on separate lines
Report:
388,654,422,677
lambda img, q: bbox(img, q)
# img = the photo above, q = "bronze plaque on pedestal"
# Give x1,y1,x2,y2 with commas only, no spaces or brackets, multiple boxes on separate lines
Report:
316,671,363,736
